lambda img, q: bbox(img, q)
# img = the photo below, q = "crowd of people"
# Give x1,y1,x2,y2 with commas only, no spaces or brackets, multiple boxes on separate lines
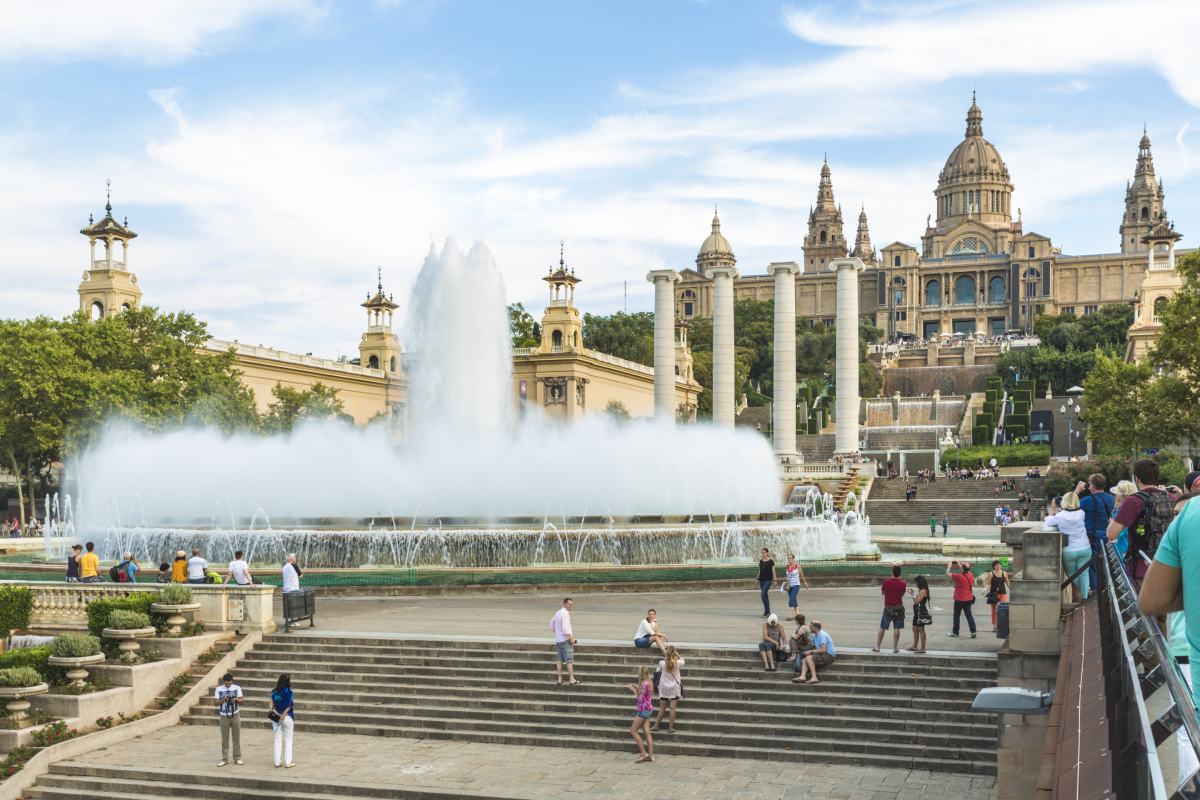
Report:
63,543,303,591
3,517,38,537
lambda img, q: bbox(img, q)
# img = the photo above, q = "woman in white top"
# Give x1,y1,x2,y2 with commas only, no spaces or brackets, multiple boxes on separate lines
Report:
1045,491,1090,601
651,646,684,733
633,609,668,655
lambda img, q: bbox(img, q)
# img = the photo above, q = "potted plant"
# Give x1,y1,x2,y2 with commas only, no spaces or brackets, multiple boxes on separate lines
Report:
101,611,156,663
0,667,47,722
151,584,202,636
47,633,104,689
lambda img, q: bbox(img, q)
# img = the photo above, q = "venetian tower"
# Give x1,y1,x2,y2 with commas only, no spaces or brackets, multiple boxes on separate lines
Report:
77,182,141,319
850,206,878,266
359,269,404,375
1120,128,1169,254
538,244,583,353
803,158,848,271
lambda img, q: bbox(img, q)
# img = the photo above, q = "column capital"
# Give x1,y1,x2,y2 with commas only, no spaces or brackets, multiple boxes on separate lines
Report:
646,268,679,284
767,261,800,276
706,265,739,280
829,257,865,273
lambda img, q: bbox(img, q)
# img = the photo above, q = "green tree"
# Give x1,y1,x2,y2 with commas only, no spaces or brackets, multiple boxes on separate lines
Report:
261,383,351,433
996,346,1099,395
1081,353,1166,456
582,311,654,365
1148,251,1200,452
604,399,631,422
508,303,540,349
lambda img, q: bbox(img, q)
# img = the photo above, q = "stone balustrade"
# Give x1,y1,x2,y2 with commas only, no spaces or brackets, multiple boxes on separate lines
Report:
780,463,850,478
5,581,276,634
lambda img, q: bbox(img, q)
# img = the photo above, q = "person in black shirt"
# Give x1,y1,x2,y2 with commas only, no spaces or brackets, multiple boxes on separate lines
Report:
756,549,777,618
65,544,82,583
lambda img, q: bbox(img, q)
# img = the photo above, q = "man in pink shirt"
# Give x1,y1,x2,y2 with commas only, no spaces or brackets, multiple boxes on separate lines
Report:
549,597,580,686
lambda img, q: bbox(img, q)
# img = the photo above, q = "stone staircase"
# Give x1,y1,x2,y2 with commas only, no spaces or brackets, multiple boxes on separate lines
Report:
172,635,998,775
868,477,1046,525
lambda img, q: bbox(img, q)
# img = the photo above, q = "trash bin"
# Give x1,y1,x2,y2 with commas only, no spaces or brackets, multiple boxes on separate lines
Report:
282,587,316,633
995,601,1009,639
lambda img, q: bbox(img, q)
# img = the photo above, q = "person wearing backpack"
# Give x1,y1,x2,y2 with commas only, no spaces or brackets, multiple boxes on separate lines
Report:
1109,458,1175,585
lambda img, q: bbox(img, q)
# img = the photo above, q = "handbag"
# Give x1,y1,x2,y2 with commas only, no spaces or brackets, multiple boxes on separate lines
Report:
267,709,281,723
985,590,998,605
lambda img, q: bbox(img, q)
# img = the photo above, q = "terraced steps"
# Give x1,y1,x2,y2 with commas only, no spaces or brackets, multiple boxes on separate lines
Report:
179,634,999,775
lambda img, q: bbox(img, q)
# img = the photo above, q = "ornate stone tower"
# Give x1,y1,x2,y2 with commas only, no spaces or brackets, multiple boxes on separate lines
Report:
803,159,848,271
77,182,141,319
358,269,403,375
538,244,583,353
850,205,878,266
1120,128,1168,254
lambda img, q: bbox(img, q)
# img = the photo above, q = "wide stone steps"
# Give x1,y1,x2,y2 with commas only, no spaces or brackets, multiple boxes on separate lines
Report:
870,478,1046,499
25,763,494,800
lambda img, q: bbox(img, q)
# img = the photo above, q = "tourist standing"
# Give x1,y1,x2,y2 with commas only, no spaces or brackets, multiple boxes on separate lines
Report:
1108,458,1175,585
79,542,101,583
282,554,301,592
941,513,949,537
651,646,684,733
908,575,932,653
226,551,255,586
985,560,1010,630
627,666,655,763
1046,492,1089,601
186,548,208,584
214,672,244,766
634,609,669,655
1111,480,1137,563
792,620,835,684
549,597,579,686
1078,475,1114,593
758,614,786,671
65,544,82,583
269,673,295,768
929,514,937,538
781,554,809,620
874,565,907,654
946,560,977,638
756,549,776,617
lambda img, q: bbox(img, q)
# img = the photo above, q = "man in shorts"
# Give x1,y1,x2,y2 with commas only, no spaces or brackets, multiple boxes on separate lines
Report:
874,565,907,654
792,620,835,684
549,597,579,686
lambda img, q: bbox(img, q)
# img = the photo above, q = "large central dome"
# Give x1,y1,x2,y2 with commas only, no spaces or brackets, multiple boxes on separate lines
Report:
938,95,1010,187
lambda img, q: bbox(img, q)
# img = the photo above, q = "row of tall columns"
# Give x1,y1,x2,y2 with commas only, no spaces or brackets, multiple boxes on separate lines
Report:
767,262,799,458
647,269,679,420
832,257,865,454
708,266,738,427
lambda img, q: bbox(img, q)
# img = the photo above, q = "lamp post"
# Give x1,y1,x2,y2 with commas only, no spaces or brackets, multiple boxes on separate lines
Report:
887,273,907,343
1060,400,1081,459
1022,267,1041,336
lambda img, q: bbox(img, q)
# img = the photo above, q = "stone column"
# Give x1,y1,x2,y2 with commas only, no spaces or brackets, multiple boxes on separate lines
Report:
646,269,679,421
709,266,738,427
768,262,800,457
830,258,865,454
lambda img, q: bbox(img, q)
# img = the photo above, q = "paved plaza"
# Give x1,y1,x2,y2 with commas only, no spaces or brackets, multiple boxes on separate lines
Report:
291,585,1004,654
77,724,995,800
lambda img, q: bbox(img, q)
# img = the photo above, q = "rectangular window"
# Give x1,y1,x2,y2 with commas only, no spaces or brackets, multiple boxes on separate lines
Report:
1083,305,1098,315
1042,261,1051,296
923,321,940,339
683,302,693,317
952,318,977,335
895,310,908,321
822,318,834,329
990,318,1006,336
1062,306,1075,316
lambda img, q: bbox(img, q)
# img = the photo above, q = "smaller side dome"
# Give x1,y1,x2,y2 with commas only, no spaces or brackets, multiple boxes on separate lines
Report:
697,210,734,260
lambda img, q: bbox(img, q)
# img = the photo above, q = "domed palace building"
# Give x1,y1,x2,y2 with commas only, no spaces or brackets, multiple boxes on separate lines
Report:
675,96,1191,390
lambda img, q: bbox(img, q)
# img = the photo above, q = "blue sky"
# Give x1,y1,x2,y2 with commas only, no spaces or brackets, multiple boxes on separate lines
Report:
2,0,1198,357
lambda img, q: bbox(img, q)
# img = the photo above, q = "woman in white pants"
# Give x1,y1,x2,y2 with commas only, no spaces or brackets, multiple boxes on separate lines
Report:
269,673,295,768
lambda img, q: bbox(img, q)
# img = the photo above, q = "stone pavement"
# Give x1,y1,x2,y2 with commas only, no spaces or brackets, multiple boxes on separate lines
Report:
78,723,995,800
290,586,1003,653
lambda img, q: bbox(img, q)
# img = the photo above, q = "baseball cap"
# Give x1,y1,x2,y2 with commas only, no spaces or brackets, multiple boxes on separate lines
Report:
1185,471,1200,493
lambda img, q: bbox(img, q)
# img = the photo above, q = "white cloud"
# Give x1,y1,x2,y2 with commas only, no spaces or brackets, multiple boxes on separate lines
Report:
0,1,324,63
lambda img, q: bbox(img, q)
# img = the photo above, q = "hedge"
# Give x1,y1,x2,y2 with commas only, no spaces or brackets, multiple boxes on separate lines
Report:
85,593,159,638
972,426,991,446
0,645,50,676
942,444,1051,467
0,586,32,639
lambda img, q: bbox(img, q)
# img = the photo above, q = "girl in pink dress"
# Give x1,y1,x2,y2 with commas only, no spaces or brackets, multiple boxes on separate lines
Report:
627,666,655,763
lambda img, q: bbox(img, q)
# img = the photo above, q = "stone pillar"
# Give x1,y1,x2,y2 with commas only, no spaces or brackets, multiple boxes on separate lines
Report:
646,270,679,421
710,266,738,427
768,262,800,457
830,258,865,453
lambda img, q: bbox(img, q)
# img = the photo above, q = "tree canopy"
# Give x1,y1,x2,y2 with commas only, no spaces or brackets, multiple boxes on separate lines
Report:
996,303,1134,394
582,311,654,365
507,303,540,349
261,382,352,433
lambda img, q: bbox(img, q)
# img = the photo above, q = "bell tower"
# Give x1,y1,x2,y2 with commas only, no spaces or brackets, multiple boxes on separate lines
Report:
538,243,583,353
1120,128,1168,254
358,269,404,375
77,181,141,319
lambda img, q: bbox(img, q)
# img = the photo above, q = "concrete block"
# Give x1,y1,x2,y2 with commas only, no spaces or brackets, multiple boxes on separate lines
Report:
1016,579,1063,602
30,686,134,722
1007,603,1034,630
1023,555,1063,582
147,632,229,663
90,658,180,708
1033,603,1063,631
1009,627,1060,654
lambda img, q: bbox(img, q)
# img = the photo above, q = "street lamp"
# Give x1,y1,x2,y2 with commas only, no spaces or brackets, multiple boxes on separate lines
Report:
1060,400,1082,459
1022,266,1041,336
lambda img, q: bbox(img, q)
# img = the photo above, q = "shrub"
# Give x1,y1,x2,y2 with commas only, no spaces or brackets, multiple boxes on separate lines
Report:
30,720,77,747
104,610,151,631
942,444,1051,468
95,715,114,729
87,594,157,636
0,645,51,677
0,746,36,779
155,584,193,605
0,587,33,639
0,667,43,688
51,633,101,659
157,672,191,709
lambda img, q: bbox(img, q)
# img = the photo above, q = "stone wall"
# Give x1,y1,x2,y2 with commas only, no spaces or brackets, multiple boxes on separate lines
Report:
883,365,994,397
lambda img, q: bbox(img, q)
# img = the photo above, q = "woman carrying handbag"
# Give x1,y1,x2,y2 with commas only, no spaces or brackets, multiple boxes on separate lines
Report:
269,673,295,768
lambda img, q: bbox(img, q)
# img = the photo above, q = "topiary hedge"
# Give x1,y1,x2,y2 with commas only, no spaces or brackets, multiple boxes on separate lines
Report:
0,587,33,639
104,611,151,631
51,633,101,659
0,667,43,688
86,594,158,637
0,646,50,677
155,584,193,606
942,444,1051,467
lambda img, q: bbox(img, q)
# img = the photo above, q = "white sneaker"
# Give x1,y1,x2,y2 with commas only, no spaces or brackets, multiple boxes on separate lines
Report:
234,759,244,766
217,760,228,767
285,763,296,768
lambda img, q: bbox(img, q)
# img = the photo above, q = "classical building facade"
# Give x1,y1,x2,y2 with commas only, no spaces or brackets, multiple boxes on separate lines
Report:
675,96,1191,348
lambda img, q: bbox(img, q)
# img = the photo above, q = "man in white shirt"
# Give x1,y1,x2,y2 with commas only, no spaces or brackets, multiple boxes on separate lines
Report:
186,548,208,584
226,550,254,586
213,672,243,766
549,597,579,686
282,554,300,592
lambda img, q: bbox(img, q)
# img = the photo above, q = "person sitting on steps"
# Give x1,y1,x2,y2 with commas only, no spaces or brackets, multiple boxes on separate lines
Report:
792,620,836,684
633,609,669,656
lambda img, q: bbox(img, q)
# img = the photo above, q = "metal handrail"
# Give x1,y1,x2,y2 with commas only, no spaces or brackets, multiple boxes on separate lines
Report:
1097,540,1200,798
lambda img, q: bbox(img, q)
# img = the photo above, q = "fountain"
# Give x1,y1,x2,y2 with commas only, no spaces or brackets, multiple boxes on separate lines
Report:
64,238,874,568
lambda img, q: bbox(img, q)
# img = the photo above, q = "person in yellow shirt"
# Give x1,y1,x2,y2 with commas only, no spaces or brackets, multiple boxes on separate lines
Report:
170,551,188,583
79,542,101,583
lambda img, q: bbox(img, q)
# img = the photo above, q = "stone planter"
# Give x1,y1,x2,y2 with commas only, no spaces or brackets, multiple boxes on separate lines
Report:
101,627,157,663
150,602,202,636
47,653,106,689
0,683,48,722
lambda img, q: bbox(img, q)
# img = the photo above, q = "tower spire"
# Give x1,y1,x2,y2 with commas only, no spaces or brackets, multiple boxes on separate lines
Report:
105,179,112,217
965,93,983,137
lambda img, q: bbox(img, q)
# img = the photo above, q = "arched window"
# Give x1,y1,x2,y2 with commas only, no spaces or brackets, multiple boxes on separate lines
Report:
1142,206,1149,220
572,331,578,347
90,300,103,321
1153,296,1168,318
1027,245,1035,258
893,255,901,267
552,329,563,347
389,355,397,372
367,355,379,369
120,303,131,312
925,279,941,307
819,230,827,244
954,275,976,305
988,276,1006,304
948,236,989,255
